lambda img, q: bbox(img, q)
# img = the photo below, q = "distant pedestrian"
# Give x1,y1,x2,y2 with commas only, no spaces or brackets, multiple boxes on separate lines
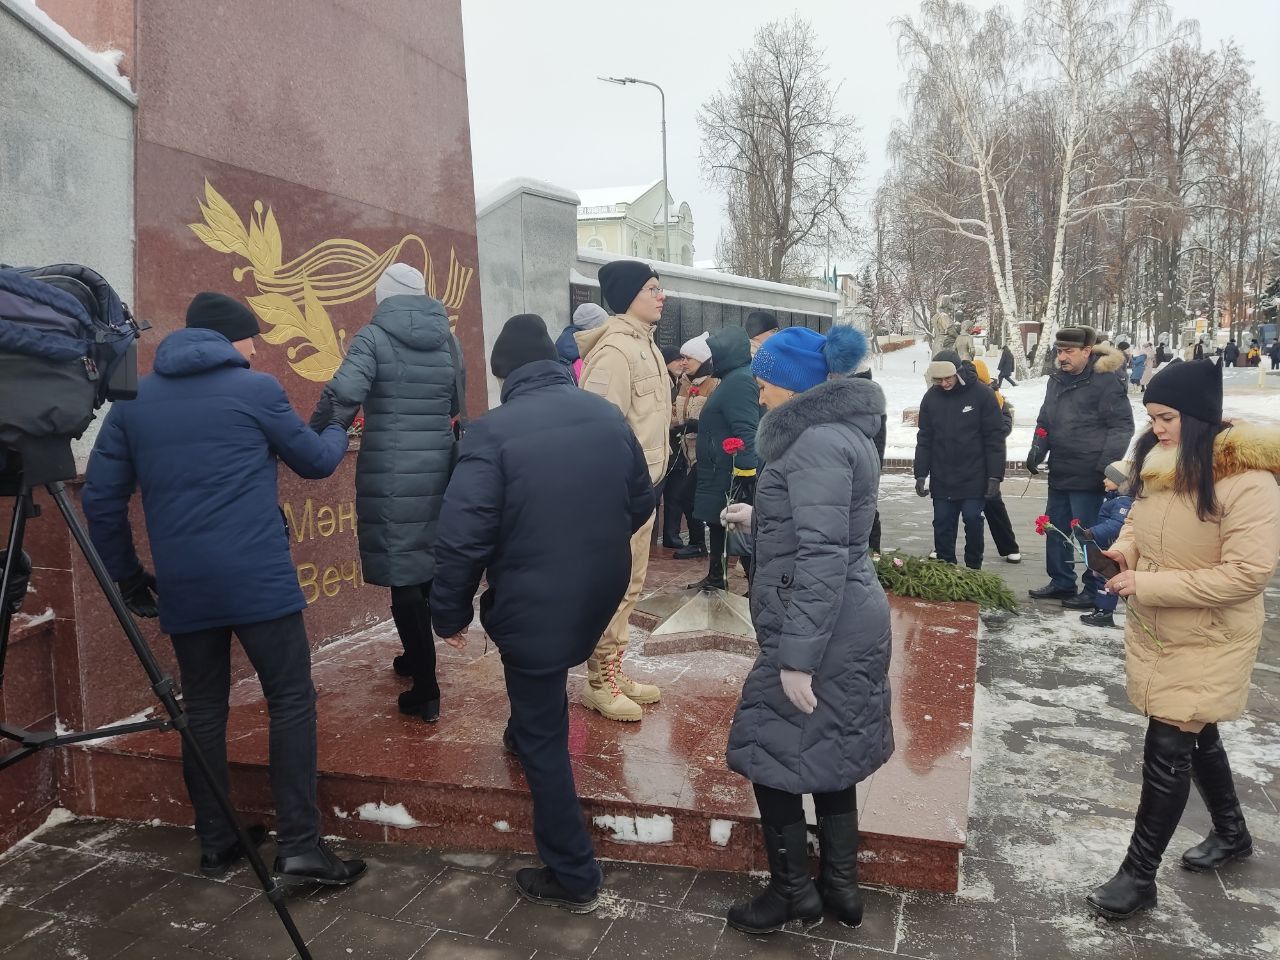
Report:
724,325,891,935
1193,339,1205,360
1246,339,1262,367
1270,340,1280,370
914,351,1005,569
1026,326,1133,608
430,314,654,914
1087,359,1280,920
996,344,1017,389
745,310,780,357
1223,338,1239,367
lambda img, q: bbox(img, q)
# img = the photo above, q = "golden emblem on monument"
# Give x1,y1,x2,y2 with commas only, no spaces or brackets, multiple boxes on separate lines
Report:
188,180,474,382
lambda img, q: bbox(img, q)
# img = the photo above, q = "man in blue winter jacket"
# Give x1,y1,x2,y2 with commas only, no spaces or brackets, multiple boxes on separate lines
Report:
82,292,366,886
431,313,654,914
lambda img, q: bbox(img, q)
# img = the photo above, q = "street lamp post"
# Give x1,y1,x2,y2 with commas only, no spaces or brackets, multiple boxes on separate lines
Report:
599,76,670,262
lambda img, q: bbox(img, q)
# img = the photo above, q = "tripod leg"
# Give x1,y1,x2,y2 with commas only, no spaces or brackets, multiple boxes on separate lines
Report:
48,482,314,960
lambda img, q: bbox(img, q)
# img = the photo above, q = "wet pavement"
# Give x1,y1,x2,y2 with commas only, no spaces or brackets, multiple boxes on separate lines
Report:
0,473,1276,959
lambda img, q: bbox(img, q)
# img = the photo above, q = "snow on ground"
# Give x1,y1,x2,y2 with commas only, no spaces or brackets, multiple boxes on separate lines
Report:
873,341,1280,460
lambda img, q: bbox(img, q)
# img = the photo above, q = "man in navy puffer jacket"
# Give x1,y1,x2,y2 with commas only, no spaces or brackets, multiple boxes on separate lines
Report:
82,292,365,887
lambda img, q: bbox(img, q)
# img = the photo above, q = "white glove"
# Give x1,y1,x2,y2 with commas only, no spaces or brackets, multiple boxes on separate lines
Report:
720,502,753,529
780,669,817,715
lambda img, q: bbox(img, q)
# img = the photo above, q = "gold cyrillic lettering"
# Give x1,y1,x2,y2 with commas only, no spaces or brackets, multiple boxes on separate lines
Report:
321,565,341,597
297,563,319,604
282,499,314,543
316,506,336,537
337,502,357,534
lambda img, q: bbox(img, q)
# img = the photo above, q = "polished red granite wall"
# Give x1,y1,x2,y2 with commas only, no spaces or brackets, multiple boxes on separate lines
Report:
10,0,483,748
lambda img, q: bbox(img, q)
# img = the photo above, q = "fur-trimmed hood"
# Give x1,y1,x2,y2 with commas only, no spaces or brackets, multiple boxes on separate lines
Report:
757,376,885,462
1139,420,1280,492
1088,343,1125,375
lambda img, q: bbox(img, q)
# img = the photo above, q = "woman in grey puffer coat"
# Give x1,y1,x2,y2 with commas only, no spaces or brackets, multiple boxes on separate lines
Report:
723,324,893,935
316,263,462,722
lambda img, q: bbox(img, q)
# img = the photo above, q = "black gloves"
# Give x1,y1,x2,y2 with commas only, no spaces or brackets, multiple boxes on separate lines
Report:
985,478,1001,499
731,475,756,504
118,568,158,619
684,418,699,436
915,477,929,498
308,389,360,434
1025,453,1040,476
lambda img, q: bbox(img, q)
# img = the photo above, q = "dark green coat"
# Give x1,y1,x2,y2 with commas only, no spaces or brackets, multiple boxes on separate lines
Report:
694,326,760,522
326,295,458,587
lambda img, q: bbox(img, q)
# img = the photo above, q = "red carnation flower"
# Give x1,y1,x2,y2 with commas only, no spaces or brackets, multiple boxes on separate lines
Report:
1035,427,1048,439
1034,514,1050,536
1070,518,1081,528
722,437,746,456
689,386,700,396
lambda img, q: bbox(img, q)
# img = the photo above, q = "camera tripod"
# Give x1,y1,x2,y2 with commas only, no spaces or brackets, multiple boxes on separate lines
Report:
0,441,313,960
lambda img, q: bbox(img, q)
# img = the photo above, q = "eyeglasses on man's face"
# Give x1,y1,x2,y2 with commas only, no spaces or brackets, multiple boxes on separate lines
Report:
643,285,664,297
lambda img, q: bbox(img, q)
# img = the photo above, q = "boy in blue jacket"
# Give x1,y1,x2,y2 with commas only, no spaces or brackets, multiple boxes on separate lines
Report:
1078,460,1133,628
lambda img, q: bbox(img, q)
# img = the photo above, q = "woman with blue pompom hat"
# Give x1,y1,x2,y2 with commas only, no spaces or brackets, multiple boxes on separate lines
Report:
722,324,894,935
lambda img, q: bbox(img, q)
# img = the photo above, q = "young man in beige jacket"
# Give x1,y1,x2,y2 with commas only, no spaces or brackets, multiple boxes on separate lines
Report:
575,260,670,721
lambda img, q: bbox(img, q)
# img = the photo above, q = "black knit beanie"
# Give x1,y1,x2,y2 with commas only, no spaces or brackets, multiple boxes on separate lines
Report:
186,292,261,342
490,314,558,379
745,310,779,338
1143,358,1223,425
598,260,659,315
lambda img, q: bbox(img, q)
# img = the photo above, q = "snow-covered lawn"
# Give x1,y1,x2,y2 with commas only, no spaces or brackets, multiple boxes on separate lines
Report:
872,341,1280,461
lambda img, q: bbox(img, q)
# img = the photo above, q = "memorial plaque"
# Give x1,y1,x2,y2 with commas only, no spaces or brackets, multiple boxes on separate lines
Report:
656,297,682,353
680,298,703,343
703,300,723,332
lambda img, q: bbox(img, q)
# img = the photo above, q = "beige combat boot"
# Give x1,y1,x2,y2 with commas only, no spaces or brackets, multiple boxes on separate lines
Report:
611,654,660,705
581,656,642,722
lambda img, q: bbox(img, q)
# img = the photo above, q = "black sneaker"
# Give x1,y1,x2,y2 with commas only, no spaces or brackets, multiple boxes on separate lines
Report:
515,866,598,913
199,824,268,878
673,545,708,560
1028,583,1076,600
1062,592,1095,610
1080,610,1115,628
661,539,685,549
273,841,367,887
687,575,727,591
392,655,412,678
502,725,517,755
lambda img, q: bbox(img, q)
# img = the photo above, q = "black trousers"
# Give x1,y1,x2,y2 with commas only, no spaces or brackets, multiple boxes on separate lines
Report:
753,782,856,826
932,497,986,568
984,494,1019,557
170,611,319,857
996,374,1017,389
503,664,601,897
391,582,439,697
661,457,704,548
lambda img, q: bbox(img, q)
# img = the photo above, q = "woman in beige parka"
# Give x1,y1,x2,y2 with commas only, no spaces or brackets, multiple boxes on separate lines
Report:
1087,358,1280,920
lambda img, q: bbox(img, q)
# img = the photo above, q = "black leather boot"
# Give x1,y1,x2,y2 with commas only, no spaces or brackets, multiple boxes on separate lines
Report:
1087,719,1196,919
817,812,862,928
392,592,440,722
1182,724,1253,871
727,821,823,935
273,840,367,886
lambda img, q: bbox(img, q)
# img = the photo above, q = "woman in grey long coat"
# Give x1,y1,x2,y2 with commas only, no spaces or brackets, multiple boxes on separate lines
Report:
723,324,894,935
314,263,461,722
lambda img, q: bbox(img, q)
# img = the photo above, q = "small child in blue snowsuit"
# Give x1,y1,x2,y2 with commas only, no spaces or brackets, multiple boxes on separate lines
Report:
1078,460,1133,628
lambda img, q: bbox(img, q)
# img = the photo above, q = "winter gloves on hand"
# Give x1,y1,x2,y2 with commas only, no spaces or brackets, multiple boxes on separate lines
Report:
309,388,361,434
780,669,817,715
1024,453,1040,476
915,477,929,498
118,568,159,619
985,478,1001,499
721,502,753,529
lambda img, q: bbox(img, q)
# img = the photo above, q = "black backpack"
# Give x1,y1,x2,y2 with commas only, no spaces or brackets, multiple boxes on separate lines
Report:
0,264,141,447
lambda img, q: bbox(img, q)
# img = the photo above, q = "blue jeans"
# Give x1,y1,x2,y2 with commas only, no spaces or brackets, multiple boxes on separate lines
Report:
932,498,986,569
1046,488,1103,598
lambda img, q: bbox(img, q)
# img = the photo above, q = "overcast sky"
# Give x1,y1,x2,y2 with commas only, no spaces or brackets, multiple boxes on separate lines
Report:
462,0,1280,269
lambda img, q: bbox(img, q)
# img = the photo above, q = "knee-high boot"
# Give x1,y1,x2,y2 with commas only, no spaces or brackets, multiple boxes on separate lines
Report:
727,821,823,935
1182,724,1253,871
1087,719,1196,919
817,812,862,928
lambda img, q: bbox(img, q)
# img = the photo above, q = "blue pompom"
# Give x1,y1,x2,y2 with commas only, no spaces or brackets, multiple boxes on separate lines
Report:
823,324,868,375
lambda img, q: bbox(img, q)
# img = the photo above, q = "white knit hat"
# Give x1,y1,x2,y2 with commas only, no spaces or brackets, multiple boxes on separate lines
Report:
680,332,712,364
374,263,426,303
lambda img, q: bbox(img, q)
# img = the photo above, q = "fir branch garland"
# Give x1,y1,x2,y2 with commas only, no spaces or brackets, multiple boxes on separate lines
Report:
874,554,1019,611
